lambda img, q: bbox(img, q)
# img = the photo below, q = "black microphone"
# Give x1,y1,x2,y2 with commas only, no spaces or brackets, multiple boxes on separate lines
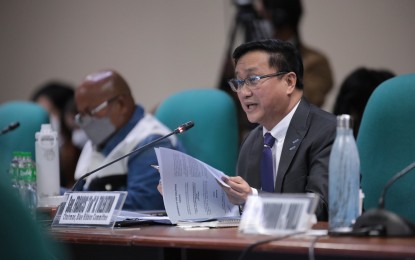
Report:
352,162,415,237
0,121,20,135
72,121,194,191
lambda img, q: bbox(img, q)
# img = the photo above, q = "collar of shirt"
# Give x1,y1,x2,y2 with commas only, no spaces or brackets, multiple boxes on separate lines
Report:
264,99,301,183
100,105,145,156
263,99,301,141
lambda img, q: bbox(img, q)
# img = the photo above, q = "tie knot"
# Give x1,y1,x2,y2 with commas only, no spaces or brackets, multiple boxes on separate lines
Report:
264,133,276,148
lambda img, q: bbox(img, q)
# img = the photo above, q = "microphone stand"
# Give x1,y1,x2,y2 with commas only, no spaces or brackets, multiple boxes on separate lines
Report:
352,162,415,236
72,121,194,191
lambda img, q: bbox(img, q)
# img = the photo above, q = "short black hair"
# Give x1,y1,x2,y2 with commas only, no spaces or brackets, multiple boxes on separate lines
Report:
232,38,304,89
333,67,395,137
31,81,75,112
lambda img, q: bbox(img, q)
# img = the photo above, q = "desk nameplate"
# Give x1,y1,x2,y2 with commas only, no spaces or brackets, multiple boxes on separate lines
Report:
239,193,318,235
51,191,127,229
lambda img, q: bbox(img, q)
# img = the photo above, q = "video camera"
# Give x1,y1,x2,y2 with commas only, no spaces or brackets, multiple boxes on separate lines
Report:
231,0,273,42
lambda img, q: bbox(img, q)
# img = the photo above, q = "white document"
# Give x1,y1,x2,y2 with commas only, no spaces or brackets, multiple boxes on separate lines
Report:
116,210,172,225
155,147,239,224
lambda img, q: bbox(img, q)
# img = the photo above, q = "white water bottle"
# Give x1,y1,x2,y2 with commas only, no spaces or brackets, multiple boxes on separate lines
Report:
35,124,60,206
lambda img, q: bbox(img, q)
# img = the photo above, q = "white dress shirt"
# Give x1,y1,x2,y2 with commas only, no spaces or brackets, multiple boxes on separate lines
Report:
251,100,301,196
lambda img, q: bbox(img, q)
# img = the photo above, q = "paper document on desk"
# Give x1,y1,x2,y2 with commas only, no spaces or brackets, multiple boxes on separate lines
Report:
176,216,241,228
155,148,239,224
115,210,172,226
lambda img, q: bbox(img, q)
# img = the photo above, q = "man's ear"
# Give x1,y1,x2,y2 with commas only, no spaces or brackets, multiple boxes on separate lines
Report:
116,94,135,122
116,95,128,114
286,72,297,94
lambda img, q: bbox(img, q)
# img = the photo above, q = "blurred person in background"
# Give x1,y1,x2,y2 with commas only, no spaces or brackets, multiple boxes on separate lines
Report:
260,0,334,108
333,67,395,138
31,81,81,189
73,69,186,210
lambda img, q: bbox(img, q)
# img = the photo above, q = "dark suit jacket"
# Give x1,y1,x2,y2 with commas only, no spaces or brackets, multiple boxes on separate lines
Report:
237,97,336,221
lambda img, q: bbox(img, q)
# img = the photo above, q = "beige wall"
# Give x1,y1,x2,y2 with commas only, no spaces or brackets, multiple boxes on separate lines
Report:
302,0,415,111
1,0,414,112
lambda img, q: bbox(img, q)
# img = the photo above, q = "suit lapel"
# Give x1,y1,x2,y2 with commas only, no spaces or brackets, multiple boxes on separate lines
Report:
237,126,263,188
247,127,263,188
275,98,310,192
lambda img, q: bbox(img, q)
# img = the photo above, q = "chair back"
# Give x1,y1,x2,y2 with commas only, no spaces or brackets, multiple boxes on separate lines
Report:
155,89,239,176
0,101,49,177
357,73,415,223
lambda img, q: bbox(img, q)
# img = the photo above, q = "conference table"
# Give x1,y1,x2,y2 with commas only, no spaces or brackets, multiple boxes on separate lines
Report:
48,221,415,260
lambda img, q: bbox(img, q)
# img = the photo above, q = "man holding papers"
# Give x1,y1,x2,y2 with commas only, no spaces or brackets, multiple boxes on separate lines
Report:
222,39,336,221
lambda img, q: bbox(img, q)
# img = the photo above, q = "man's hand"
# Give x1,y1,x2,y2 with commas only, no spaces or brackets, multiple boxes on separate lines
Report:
157,181,163,195
221,176,252,205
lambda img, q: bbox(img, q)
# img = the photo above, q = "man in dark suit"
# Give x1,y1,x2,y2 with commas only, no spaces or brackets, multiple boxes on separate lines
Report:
222,39,336,221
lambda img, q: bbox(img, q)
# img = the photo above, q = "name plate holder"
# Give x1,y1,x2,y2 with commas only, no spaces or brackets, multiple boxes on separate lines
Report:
239,193,318,235
51,191,127,229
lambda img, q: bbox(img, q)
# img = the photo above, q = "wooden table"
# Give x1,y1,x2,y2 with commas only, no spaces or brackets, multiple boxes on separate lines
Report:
49,223,415,260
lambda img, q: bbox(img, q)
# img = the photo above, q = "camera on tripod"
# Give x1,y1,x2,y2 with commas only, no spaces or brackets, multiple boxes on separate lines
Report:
231,0,272,43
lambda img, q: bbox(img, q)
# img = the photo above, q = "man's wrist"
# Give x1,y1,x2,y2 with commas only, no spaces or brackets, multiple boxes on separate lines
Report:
239,187,256,215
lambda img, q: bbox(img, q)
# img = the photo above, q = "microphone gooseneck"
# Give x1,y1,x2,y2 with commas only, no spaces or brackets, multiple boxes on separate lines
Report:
71,121,194,191
0,121,20,135
378,162,415,209
352,161,415,237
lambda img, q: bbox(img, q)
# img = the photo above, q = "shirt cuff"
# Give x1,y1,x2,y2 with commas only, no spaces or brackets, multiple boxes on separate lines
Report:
239,187,258,215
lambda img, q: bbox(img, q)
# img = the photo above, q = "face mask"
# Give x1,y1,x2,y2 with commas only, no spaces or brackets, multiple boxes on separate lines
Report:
80,116,116,146
71,129,89,149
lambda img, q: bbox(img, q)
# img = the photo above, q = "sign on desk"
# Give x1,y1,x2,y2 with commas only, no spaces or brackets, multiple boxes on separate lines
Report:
239,193,318,235
52,191,127,228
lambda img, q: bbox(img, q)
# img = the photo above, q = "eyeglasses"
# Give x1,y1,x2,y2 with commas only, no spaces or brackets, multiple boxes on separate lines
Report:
75,96,119,126
228,71,289,92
